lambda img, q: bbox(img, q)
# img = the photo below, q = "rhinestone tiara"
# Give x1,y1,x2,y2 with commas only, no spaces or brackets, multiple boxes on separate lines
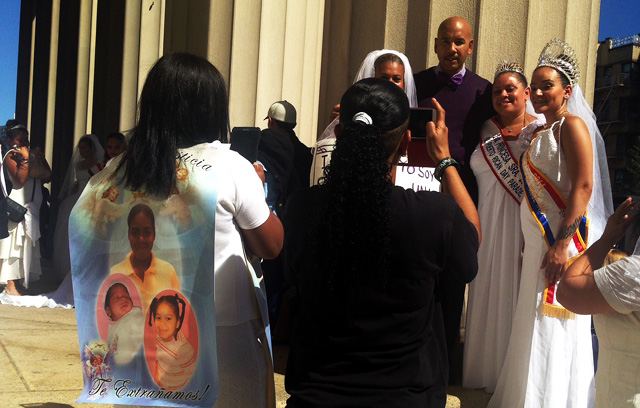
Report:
494,60,524,79
536,38,580,86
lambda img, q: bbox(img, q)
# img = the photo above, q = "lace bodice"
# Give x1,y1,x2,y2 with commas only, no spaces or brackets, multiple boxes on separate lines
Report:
526,119,571,196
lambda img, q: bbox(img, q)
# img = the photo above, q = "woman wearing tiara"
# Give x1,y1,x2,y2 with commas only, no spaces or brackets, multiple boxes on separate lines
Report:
310,49,417,185
488,39,613,407
463,61,542,393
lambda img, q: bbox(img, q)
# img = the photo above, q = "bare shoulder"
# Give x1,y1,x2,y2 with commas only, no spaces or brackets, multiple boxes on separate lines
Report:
561,115,588,134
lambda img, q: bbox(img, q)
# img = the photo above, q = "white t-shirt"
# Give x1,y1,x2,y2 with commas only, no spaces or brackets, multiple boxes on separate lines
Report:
181,143,271,326
593,255,640,407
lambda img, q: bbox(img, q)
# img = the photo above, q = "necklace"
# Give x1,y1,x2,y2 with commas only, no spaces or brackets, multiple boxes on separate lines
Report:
545,110,568,129
501,113,526,134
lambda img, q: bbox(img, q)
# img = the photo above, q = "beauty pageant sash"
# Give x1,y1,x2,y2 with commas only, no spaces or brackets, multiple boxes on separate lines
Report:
480,120,524,204
520,149,589,320
87,163,104,178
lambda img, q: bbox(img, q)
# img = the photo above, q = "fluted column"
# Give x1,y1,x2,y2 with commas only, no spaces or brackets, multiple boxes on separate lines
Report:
384,0,408,52
138,0,165,98
254,0,287,126
26,5,36,131
120,0,141,133
317,1,351,134
228,0,262,129
207,0,233,86
73,0,95,145
44,0,60,167
476,1,529,81
293,0,325,145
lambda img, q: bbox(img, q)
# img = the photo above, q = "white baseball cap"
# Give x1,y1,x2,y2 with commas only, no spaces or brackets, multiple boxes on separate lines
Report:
265,100,297,124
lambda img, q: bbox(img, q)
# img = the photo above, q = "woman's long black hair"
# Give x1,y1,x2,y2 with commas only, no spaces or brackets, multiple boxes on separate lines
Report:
117,53,229,198
315,78,410,297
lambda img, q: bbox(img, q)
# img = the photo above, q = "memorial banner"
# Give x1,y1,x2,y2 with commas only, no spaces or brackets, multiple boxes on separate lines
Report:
69,160,219,407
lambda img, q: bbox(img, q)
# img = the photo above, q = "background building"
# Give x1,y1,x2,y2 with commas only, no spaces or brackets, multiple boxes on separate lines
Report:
15,0,602,200
594,34,640,199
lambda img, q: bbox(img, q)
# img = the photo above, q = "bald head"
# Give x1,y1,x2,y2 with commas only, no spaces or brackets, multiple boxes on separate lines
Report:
434,16,474,76
437,17,472,38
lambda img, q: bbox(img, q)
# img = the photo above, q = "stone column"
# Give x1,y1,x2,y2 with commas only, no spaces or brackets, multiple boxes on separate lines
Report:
254,0,287,125
119,0,141,133
73,0,95,144
228,0,262,129
207,0,233,86
44,0,60,167
137,0,165,98
292,0,325,145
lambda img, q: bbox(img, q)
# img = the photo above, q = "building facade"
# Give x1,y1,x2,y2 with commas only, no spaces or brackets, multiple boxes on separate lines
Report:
15,0,602,199
594,34,640,199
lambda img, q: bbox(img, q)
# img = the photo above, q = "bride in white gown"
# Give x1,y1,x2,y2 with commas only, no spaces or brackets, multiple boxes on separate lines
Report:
488,39,612,408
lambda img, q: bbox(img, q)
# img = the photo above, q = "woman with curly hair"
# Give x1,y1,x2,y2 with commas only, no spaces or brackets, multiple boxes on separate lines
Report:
283,78,480,407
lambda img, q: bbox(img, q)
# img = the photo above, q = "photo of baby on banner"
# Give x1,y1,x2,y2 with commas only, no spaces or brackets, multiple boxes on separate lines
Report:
69,160,219,407
101,277,144,365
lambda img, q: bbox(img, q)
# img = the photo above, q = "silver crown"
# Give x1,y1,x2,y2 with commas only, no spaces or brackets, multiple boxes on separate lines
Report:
494,60,524,79
537,38,580,86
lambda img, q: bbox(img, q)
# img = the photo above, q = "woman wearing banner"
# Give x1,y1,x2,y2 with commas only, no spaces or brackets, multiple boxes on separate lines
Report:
462,61,542,392
70,53,282,407
488,39,613,407
284,78,479,407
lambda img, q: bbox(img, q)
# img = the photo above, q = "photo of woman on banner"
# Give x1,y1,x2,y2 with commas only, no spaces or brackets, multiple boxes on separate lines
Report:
110,204,180,311
146,290,198,391
102,277,144,365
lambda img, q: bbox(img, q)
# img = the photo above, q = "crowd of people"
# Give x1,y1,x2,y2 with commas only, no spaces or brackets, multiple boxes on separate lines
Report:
0,13,638,408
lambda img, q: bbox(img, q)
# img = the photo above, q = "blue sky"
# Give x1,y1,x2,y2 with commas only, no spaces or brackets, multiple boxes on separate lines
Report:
0,1,638,122
598,0,640,41
0,0,20,122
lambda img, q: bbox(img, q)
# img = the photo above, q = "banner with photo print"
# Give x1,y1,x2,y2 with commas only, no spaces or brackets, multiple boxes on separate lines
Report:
69,157,219,407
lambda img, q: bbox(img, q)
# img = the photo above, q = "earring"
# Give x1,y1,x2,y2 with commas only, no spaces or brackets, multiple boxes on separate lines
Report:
564,95,569,99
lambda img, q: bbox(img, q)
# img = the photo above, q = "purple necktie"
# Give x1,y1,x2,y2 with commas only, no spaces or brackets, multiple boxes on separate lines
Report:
437,71,464,90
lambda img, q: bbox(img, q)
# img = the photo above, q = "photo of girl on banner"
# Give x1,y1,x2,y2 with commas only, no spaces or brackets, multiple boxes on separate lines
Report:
146,290,199,391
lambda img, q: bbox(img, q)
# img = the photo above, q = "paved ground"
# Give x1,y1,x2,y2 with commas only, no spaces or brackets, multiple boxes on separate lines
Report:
0,275,492,408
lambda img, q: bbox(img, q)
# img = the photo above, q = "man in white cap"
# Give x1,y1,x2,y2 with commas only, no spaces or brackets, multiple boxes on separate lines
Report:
265,100,297,132
261,100,312,212
260,101,311,335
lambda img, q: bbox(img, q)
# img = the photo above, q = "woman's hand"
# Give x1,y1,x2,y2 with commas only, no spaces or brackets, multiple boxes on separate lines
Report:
541,240,569,283
426,98,451,163
330,104,340,122
601,197,638,247
253,162,266,185
29,147,52,181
